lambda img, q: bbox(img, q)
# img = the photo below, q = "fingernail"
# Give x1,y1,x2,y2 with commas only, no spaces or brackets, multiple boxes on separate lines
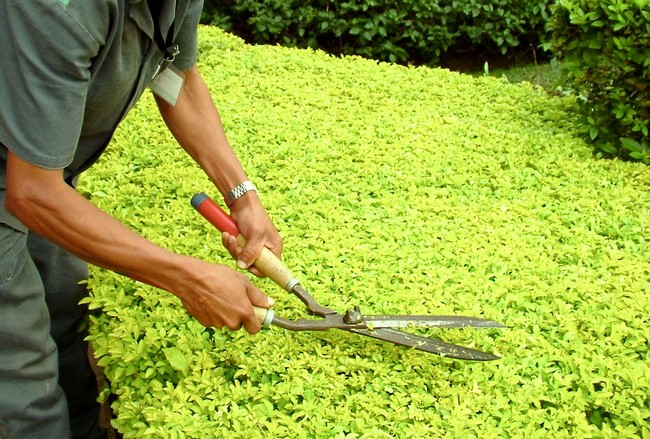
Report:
237,260,248,269
267,297,276,307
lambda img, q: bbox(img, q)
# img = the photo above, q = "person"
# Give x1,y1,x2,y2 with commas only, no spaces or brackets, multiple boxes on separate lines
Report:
0,0,283,437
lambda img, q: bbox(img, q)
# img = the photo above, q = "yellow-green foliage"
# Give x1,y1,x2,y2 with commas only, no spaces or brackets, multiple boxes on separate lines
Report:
81,26,650,438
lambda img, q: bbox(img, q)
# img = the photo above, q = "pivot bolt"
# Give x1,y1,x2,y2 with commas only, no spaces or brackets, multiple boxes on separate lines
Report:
343,306,363,324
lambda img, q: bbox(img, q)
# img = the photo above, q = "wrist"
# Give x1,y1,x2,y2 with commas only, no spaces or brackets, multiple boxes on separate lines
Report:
226,180,258,207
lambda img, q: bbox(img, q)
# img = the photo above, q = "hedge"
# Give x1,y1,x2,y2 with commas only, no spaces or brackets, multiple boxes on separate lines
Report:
547,0,650,163
201,0,553,65
81,27,650,438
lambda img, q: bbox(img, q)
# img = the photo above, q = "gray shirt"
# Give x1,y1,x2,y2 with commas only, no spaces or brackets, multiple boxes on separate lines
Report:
0,0,203,231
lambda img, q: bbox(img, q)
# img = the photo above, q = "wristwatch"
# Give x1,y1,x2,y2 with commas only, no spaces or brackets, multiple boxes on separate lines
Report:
226,180,258,206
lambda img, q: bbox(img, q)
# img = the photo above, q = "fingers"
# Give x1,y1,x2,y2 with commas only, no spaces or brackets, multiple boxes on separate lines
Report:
237,239,263,270
226,202,284,272
185,293,264,335
222,232,262,277
179,262,274,335
239,282,275,334
221,231,255,268
221,232,238,257
241,313,263,335
221,231,280,278
233,220,269,270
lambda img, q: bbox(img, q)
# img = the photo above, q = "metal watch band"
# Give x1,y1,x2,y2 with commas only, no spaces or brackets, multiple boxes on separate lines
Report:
226,180,258,206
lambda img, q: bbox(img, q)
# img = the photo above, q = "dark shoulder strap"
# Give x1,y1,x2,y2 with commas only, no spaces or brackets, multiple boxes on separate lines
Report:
147,0,176,58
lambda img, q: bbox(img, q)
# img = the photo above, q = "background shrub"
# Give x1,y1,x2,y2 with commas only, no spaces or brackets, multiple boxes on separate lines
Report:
201,0,553,65
82,27,650,438
547,0,650,163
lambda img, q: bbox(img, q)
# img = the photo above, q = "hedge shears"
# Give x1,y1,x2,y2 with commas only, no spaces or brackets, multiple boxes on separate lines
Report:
191,192,504,361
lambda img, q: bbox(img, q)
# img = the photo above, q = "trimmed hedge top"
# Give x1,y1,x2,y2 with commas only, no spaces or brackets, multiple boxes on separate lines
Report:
82,27,650,438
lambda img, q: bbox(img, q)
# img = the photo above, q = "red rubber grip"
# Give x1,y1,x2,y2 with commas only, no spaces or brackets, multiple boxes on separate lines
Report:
191,192,240,236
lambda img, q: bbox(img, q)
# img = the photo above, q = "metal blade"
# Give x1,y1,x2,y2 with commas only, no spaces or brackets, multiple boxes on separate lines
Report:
271,314,504,331
348,328,500,361
364,315,505,329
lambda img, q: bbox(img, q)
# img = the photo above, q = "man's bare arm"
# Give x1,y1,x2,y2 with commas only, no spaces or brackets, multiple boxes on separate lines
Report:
154,66,283,271
4,151,271,333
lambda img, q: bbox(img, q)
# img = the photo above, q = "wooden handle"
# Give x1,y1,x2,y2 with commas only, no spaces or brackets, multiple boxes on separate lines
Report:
254,306,275,327
191,192,299,291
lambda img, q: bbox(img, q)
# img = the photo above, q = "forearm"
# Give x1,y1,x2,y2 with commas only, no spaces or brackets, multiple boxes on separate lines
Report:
154,66,283,267
5,157,187,293
5,151,272,333
155,67,249,200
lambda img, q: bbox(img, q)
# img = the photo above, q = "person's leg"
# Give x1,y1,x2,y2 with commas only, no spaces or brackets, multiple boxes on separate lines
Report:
27,233,107,439
0,224,71,439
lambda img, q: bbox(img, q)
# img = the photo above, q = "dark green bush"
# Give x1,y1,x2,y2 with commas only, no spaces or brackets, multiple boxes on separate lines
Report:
547,0,650,163
201,0,552,65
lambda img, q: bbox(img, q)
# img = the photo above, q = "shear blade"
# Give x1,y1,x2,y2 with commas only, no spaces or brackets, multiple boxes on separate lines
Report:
349,328,500,361
365,315,505,329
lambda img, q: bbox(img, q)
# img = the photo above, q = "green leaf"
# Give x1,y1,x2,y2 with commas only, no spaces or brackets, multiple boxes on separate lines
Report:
163,347,189,375
620,137,642,152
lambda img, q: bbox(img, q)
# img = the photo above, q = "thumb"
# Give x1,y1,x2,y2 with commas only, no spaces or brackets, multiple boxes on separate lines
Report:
248,286,275,309
236,240,263,270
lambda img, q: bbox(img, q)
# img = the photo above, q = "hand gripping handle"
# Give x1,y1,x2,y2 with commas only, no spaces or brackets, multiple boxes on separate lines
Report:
191,192,298,325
